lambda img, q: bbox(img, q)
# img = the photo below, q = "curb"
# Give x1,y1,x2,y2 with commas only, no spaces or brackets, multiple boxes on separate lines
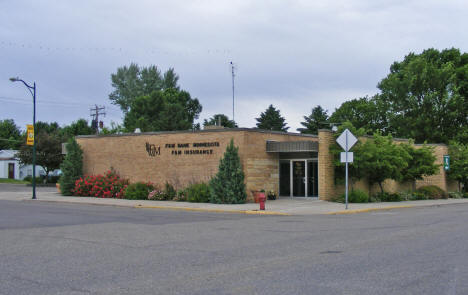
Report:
134,204,290,215
326,205,414,215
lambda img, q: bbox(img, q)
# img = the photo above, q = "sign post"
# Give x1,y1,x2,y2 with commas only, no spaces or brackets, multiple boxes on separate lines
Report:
336,129,358,210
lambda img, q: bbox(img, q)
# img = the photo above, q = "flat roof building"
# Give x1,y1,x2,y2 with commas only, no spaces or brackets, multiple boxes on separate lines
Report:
76,128,455,202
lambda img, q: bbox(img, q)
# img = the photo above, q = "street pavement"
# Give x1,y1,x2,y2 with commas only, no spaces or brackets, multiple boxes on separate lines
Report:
2,183,468,215
1,197,468,294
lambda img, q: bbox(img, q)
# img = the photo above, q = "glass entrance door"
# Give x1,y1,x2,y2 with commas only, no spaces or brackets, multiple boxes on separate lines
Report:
307,160,318,197
279,159,318,197
292,161,306,197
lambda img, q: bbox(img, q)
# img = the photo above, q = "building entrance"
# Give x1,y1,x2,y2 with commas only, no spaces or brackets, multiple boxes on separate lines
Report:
279,159,318,198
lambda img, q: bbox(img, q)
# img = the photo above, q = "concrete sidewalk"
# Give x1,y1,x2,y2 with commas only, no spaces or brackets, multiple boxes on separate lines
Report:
1,185,468,215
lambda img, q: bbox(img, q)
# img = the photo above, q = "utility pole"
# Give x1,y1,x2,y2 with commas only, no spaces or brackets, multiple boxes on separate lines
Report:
230,61,236,122
90,105,105,135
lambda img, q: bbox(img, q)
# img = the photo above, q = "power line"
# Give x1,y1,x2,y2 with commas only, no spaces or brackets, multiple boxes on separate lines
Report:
90,105,106,135
0,96,122,113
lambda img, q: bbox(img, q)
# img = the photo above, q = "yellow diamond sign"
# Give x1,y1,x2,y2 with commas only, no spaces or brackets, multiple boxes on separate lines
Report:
26,124,34,146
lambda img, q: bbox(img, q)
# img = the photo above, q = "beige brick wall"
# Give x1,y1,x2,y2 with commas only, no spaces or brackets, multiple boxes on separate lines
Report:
318,130,335,200
76,130,318,202
332,140,457,196
77,131,246,191
242,132,318,201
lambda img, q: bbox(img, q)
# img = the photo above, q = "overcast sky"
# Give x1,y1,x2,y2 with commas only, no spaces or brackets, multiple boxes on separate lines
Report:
1,0,467,132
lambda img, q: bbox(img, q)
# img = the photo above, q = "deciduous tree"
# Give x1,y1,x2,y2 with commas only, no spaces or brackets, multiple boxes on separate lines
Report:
203,114,237,128
16,131,63,179
0,119,22,150
448,141,468,192
377,48,468,143
123,88,202,132
109,63,180,113
400,141,439,191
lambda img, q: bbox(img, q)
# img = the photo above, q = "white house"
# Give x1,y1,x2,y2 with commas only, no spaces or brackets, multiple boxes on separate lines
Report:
0,150,20,179
0,150,47,180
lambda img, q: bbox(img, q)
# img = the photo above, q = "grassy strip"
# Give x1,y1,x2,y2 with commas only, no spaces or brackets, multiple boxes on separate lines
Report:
0,178,29,184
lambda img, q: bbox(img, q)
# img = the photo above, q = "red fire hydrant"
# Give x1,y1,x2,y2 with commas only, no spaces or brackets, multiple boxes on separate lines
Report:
258,192,266,210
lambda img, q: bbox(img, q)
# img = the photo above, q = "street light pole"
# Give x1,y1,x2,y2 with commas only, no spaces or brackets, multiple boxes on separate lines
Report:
10,77,37,200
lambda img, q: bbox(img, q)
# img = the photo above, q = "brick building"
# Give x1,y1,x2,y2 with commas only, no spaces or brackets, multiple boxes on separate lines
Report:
76,128,456,202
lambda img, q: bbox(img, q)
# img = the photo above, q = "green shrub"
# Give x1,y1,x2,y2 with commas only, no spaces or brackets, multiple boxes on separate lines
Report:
174,190,187,202
164,182,177,200
448,191,463,199
416,185,447,199
124,182,155,200
332,189,369,203
24,176,42,183
374,192,402,202
464,193,468,199
409,192,428,200
185,183,211,203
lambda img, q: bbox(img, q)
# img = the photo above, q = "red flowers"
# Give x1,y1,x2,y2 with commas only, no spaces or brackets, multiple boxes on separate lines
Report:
72,170,129,199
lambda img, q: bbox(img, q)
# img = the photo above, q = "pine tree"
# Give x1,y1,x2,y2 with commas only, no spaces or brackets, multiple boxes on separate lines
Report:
59,138,83,195
298,105,329,134
255,104,289,132
210,139,247,204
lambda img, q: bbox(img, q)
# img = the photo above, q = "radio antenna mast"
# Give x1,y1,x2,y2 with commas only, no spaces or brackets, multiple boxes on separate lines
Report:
230,61,236,122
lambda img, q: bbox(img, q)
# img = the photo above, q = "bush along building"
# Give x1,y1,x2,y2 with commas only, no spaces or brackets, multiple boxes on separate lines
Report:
75,128,457,202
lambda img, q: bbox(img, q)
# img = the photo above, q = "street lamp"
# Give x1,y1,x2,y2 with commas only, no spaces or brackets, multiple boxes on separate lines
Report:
10,77,37,200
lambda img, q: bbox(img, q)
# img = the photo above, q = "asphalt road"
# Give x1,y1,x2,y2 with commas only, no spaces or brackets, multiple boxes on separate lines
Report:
1,199,468,295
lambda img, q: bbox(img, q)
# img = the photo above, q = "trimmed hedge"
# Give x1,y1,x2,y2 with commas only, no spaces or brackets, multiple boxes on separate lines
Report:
124,182,155,200
185,183,211,203
416,185,447,199
332,189,369,203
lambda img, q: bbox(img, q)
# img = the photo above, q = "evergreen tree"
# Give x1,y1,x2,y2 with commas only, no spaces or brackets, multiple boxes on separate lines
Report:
298,106,329,134
255,104,289,131
59,138,83,195
210,139,247,204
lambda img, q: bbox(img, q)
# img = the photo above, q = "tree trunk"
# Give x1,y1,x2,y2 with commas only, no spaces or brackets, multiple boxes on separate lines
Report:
378,182,384,194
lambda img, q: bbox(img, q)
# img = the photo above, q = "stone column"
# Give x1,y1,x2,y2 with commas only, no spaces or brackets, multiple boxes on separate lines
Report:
318,129,335,200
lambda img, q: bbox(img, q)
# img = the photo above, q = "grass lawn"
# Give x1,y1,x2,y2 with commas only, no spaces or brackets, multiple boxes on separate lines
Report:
0,178,29,184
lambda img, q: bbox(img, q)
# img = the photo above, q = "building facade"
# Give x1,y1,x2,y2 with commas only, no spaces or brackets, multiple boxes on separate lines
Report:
76,128,456,202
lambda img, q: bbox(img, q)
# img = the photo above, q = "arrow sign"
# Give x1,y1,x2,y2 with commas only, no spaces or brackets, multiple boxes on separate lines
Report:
336,129,358,151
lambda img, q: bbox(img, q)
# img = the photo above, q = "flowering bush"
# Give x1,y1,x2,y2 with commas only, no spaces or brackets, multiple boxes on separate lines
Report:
72,170,129,198
148,188,166,200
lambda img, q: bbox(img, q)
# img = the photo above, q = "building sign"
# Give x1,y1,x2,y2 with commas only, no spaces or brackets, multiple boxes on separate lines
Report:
443,155,450,171
146,142,160,157
146,141,219,157
26,124,34,146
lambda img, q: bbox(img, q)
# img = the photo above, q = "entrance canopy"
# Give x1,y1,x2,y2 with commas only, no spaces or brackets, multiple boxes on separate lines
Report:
266,141,318,153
